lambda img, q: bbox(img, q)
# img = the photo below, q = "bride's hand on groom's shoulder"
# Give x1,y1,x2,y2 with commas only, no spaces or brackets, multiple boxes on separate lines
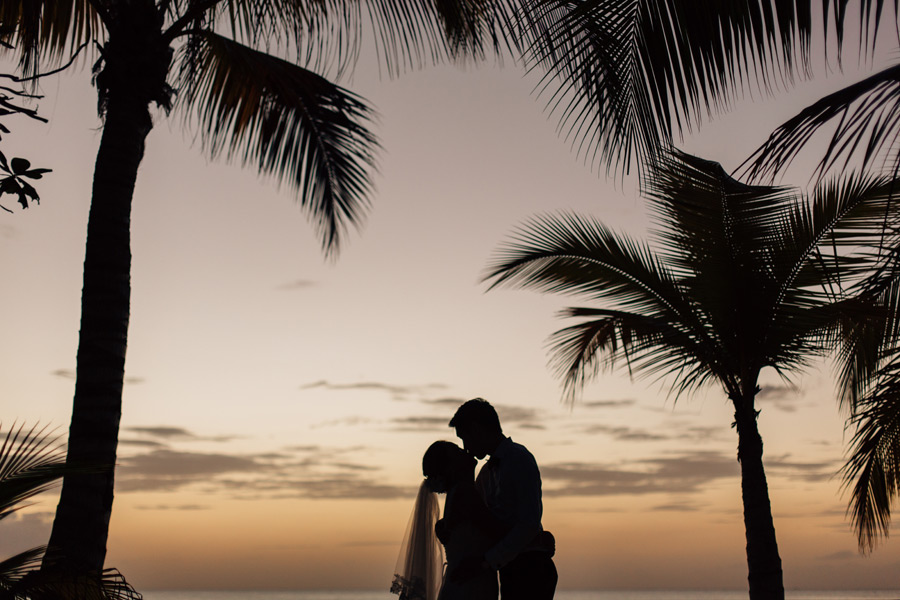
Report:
447,556,490,582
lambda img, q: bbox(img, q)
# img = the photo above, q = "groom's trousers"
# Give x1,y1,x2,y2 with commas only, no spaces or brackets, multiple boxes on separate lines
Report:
499,550,558,599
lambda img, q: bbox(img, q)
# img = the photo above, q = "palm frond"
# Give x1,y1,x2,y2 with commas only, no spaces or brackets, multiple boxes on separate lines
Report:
801,174,900,406
740,63,900,183
824,0,894,59
176,31,381,255
485,152,894,409
842,352,900,552
640,153,837,379
0,546,44,591
361,0,514,74
832,294,894,408
518,0,816,176
0,423,66,521
483,212,693,318
0,0,102,81
483,210,737,398
8,565,143,600
196,0,516,81
645,151,796,277
768,173,893,308
547,306,719,400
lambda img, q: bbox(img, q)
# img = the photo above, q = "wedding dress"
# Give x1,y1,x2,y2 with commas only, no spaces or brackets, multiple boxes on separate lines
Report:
391,481,498,600
436,483,498,600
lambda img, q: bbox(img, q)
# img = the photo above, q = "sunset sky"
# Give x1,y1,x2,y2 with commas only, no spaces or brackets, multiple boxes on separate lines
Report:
2,11,900,592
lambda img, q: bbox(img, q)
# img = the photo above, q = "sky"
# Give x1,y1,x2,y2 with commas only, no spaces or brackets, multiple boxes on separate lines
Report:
2,11,900,593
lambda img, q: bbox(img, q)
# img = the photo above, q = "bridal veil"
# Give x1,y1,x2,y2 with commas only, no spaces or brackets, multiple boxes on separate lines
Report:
390,480,443,600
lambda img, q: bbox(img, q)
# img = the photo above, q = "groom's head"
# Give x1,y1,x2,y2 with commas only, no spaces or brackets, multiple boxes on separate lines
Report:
450,398,503,459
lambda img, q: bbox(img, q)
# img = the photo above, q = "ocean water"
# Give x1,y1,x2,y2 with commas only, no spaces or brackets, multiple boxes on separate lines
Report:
146,591,900,600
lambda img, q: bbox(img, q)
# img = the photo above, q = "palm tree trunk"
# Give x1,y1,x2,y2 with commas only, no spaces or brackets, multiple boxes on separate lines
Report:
734,400,784,600
42,87,152,577
41,1,170,576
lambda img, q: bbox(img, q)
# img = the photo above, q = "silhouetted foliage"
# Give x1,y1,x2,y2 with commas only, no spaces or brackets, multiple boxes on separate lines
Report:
0,152,51,212
0,423,140,600
484,151,899,599
517,0,821,177
0,0,521,579
0,31,52,213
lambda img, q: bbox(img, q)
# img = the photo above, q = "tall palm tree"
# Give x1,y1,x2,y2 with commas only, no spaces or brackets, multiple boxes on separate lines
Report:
520,0,900,552
732,4,900,553
1,0,514,579
482,151,897,599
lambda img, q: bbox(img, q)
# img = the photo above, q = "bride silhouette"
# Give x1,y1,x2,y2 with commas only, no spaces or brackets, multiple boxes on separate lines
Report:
391,441,502,600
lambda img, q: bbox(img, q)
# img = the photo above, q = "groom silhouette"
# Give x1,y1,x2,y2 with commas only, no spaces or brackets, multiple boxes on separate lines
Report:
449,398,558,600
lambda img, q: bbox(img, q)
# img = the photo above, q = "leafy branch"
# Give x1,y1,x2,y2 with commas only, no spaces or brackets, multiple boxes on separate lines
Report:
0,152,51,213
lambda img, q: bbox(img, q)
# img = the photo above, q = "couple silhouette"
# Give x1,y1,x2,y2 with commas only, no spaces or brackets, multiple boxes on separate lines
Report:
391,398,558,600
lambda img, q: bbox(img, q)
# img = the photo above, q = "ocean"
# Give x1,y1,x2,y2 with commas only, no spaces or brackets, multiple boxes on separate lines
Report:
145,591,900,600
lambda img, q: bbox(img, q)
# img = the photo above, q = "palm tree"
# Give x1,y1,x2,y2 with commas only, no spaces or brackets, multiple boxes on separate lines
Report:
0,422,139,599
482,151,897,599
1,0,514,579
731,5,900,553
519,0,900,553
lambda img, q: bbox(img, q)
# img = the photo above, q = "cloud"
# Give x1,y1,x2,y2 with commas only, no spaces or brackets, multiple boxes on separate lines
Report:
421,397,470,407
388,416,449,432
393,401,549,432
123,426,238,443
757,385,796,400
471,404,551,432
756,385,802,412
126,426,196,439
276,279,317,291
580,399,638,409
134,504,211,511
283,445,321,452
51,369,143,384
340,540,398,547
542,451,739,497
116,446,402,500
539,449,839,499
577,424,669,442
300,380,447,401
242,477,414,501
0,512,54,557
819,550,859,561
332,462,378,471
674,426,725,443
764,454,839,482
518,423,547,430
651,501,704,512
119,449,265,479
119,438,168,448
311,416,374,429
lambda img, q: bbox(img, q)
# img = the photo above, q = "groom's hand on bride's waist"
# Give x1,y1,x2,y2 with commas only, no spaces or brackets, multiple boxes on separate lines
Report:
447,556,491,581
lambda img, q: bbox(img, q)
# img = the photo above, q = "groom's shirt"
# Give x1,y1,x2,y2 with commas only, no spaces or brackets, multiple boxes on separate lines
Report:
475,436,544,569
